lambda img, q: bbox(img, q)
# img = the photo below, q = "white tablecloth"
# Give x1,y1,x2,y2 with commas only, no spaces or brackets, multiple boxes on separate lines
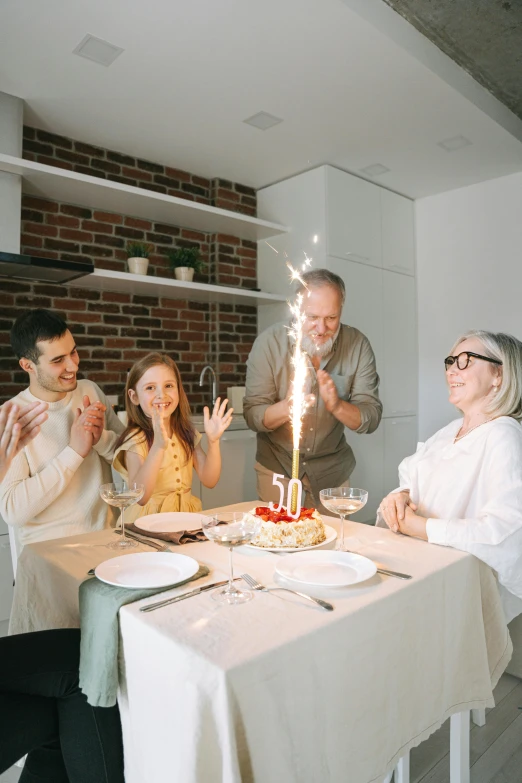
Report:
10,501,512,783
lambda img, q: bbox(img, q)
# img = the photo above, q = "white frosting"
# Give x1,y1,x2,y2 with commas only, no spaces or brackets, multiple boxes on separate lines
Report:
250,508,326,548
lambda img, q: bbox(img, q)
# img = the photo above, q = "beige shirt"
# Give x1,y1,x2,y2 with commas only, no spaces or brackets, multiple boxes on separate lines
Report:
243,322,382,501
0,379,124,546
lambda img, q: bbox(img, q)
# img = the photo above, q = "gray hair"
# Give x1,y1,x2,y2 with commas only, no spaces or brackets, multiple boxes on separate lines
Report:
452,330,522,421
296,269,346,304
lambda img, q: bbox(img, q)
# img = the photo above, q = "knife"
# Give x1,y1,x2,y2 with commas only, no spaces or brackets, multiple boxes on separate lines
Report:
140,579,234,612
114,529,166,551
343,549,412,579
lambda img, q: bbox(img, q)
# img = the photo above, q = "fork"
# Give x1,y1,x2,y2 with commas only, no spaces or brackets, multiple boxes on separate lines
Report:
241,573,333,611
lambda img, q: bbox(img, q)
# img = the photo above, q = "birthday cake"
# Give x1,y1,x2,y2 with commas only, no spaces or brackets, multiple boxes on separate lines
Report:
250,506,326,549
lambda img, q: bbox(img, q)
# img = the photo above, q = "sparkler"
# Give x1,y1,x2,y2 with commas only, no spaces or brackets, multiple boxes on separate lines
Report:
287,254,313,514
264,242,313,517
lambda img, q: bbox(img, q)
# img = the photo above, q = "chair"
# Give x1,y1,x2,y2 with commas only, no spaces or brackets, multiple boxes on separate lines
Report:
382,751,410,783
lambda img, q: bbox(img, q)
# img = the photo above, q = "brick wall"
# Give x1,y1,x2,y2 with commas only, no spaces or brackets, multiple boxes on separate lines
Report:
0,127,258,409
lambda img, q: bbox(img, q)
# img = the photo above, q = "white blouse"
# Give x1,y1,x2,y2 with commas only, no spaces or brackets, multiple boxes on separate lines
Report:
382,416,522,623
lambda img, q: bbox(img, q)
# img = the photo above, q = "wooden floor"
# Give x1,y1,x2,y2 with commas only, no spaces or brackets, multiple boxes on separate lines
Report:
410,672,522,783
0,609,520,783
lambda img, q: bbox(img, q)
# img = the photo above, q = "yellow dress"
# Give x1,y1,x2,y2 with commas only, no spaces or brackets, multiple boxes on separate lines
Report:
112,429,203,523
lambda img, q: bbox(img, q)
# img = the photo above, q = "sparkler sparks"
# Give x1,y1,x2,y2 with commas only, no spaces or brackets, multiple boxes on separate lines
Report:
286,259,313,513
265,246,314,516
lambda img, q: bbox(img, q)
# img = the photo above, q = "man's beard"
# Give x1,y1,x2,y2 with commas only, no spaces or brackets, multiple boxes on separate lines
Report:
302,330,338,358
34,366,78,394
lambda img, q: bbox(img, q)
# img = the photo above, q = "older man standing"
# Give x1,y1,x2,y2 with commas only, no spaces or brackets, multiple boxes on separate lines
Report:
243,269,382,511
0,309,123,548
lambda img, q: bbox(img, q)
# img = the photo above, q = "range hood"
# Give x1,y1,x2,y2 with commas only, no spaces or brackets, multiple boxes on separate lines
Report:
0,252,94,284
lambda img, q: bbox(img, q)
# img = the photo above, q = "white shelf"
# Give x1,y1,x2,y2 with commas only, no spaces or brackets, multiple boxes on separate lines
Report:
0,153,288,242
69,269,287,306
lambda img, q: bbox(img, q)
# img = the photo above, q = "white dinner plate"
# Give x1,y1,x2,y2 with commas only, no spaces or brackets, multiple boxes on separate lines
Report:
136,512,209,533
244,524,337,553
95,552,199,589
275,550,377,587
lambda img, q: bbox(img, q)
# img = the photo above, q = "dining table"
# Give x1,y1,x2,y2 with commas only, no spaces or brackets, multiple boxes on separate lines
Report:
9,501,513,783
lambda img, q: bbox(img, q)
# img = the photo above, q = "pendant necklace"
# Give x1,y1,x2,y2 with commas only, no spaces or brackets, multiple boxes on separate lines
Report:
454,418,495,443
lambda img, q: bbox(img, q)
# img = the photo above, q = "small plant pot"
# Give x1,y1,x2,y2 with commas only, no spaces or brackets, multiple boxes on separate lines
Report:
174,267,194,282
128,257,149,275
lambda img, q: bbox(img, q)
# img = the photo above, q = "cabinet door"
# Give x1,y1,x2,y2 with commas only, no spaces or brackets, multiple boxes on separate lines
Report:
382,270,417,417
381,189,415,276
327,256,384,378
383,417,417,496
200,430,258,509
257,302,289,336
0,534,14,622
326,167,381,268
344,426,384,524
257,167,327,294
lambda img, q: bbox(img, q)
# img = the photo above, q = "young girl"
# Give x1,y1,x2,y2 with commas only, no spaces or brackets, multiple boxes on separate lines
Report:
113,353,232,521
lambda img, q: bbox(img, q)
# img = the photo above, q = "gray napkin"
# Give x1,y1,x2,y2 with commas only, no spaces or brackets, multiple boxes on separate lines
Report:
79,563,209,707
127,521,207,545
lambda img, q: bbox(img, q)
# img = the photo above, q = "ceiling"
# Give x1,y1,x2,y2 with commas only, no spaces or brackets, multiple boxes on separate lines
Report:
0,0,521,199
384,0,522,121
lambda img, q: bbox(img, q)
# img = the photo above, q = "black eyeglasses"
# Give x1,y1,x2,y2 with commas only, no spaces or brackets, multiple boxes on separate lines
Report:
444,351,503,371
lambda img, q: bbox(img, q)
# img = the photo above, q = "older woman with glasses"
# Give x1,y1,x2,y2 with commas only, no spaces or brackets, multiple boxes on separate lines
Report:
378,330,522,622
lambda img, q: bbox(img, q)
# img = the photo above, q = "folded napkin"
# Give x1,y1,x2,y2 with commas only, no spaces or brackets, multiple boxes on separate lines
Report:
79,563,209,707
127,521,207,545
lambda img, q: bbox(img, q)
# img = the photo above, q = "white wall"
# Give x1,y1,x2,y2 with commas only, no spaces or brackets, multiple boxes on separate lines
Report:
416,171,522,440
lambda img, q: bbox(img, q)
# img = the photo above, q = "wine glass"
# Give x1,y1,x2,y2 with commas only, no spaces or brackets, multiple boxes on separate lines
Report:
320,487,368,552
201,511,261,605
99,482,145,550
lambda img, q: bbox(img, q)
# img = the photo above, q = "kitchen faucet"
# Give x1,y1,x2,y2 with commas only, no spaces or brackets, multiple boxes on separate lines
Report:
199,365,217,406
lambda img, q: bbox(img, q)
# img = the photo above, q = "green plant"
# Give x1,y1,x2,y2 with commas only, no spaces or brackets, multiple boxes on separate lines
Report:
126,241,153,258
166,246,206,274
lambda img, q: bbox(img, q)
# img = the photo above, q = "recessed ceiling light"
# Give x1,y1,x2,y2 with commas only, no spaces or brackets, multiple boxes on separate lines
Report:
359,163,390,177
243,112,283,131
73,34,124,67
437,135,472,152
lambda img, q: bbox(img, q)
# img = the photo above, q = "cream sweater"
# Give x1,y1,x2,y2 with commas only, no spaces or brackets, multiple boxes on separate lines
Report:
0,380,124,546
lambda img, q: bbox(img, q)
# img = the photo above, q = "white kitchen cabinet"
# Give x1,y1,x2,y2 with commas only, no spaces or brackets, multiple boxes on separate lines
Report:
383,417,417,496
198,429,258,509
258,166,327,293
380,189,415,276
327,255,384,374
0,534,14,622
326,166,382,268
382,270,417,417
344,426,384,524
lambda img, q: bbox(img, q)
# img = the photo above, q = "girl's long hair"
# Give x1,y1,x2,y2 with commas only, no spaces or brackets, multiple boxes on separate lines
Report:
115,353,196,458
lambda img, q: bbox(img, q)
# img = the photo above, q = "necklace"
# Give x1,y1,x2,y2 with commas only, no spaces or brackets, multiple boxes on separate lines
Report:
454,418,494,443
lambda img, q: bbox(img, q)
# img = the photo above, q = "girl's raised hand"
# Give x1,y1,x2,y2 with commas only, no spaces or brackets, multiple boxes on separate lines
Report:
204,397,233,443
151,405,170,450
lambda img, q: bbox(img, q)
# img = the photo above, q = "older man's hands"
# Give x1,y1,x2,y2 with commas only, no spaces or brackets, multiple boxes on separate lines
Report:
316,369,341,414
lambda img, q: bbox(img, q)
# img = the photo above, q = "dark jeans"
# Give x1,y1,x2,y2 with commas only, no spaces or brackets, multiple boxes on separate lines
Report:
0,629,124,783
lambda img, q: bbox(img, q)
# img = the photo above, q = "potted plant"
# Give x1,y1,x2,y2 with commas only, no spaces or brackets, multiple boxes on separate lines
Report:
166,246,205,282
126,241,153,275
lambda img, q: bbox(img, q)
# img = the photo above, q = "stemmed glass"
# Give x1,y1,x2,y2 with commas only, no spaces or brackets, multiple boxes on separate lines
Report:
320,487,368,552
201,511,261,605
99,482,145,550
